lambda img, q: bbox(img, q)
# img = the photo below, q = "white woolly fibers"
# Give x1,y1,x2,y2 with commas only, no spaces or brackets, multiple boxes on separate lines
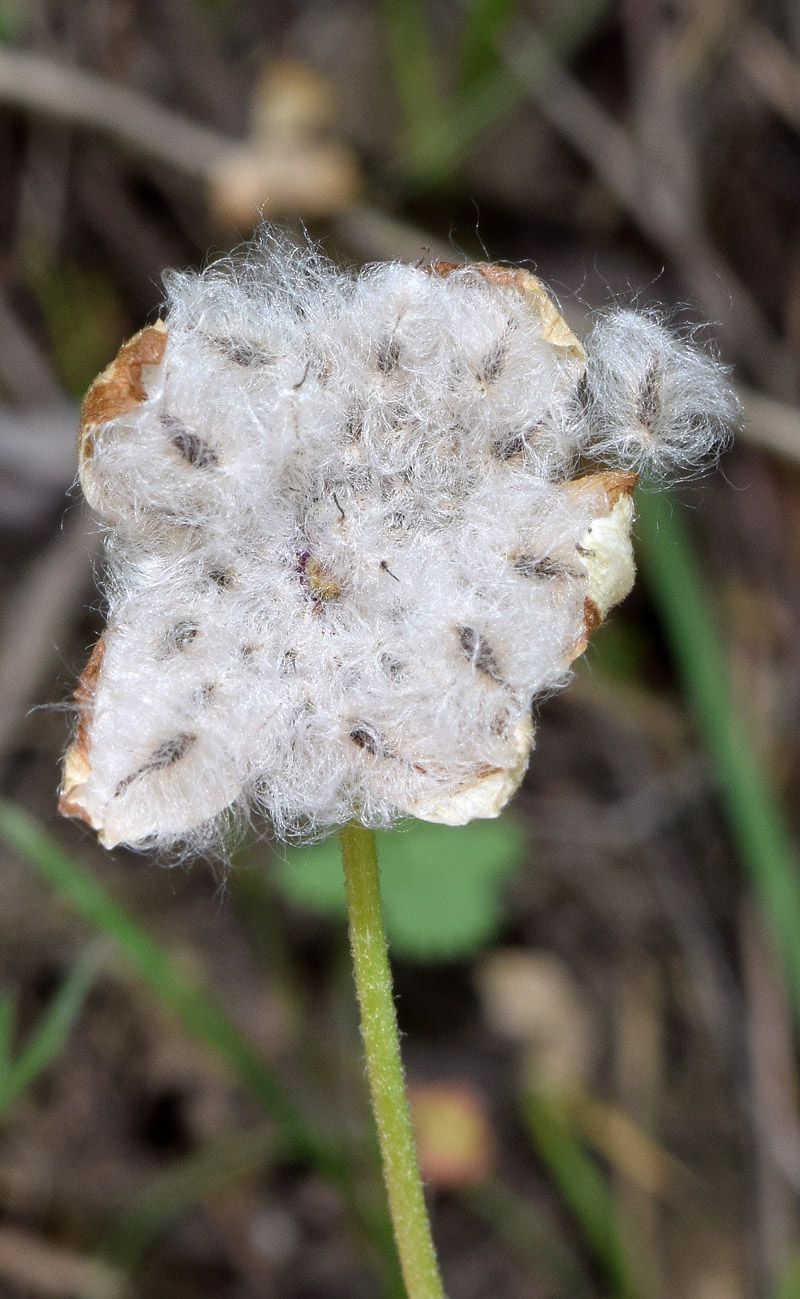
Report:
581,310,739,476
60,232,736,851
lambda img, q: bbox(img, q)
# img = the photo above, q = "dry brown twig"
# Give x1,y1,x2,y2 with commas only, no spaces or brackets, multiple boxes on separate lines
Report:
0,508,101,765
0,1223,126,1299
737,21,800,136
0,48,359,225
740,903,800,1281
501,24,796,398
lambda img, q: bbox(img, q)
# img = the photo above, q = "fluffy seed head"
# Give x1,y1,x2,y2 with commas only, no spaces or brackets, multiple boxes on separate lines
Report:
59,232,736,851
580,309,739,476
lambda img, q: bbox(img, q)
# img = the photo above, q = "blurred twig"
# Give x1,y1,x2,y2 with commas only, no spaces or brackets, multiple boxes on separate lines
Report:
738,22,800,137
0,507,100,764
463,1177,597,1299
741,903,800,1286
0,48,226,179
739,388,800,463
0,48,358,223
611,958,665,1298
381,0,610,185
0,1224,126,1299
502,24,794,395
0,292,62,404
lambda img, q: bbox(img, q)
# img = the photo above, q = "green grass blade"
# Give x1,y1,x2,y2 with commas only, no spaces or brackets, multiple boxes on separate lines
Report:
774,1253,800,1299
395,0,611,188
463,1177,597,1298
457,0,521,89
523,1090,638,1299
0,803,312,1149
0,991,16,1076
0,947,97,1119
380,0,445,158
0,802,403,1296
102,1123,278,1268
635,491,800,1024
406,66,525,187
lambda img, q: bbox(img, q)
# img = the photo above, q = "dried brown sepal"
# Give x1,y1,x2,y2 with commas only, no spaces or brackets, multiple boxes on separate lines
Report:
563,471,638,663
427,261,584,360
406,714,534,826
582,597,602,637
79,320,168,466
58,636,105,829
563,468,639,512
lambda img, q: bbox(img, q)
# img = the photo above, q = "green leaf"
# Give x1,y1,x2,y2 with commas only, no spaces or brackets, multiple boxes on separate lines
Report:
0,992,16,1075
274,818,525,961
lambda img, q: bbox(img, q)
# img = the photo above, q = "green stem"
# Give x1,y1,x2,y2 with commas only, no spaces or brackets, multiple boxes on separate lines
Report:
339,822,446,1299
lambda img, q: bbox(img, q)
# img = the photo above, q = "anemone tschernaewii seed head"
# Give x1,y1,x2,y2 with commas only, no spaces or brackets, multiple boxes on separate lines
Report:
59,234,736,849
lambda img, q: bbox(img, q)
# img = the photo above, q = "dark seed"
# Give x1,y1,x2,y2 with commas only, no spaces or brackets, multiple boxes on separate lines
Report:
512,554,576,580
377,336,400,374
214,337,272,367
162,414,218,469
308,348,333,383
380,654,404,679
458,625,504,683
344,412,363,442
161,621,199,653
278,648,297,675
492,431,527,460
476,338,507,386
115,732,196,796
491,709,510,736
209,567,234,589
636,357,662,431
350,726,383,755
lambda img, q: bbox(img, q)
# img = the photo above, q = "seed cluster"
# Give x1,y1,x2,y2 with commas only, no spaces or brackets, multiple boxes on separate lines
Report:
60,234,736,850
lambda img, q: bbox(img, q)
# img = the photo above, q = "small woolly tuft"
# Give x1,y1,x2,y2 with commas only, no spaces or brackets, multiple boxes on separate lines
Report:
59,232,736,852
580,310,739,477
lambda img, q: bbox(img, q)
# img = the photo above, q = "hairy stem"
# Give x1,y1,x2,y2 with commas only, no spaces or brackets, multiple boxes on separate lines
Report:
340,821,446,1299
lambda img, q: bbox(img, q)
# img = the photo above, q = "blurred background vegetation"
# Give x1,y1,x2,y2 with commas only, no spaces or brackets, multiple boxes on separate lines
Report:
0,0,800,1296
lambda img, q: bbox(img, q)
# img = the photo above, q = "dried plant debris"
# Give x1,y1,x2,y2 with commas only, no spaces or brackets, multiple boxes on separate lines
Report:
59,232,735,849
